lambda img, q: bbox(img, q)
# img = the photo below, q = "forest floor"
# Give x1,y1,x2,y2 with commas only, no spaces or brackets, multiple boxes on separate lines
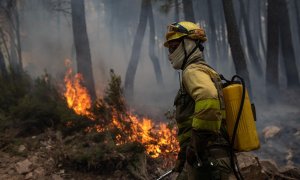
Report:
0,129,168,180
254,88,300,167
0,127,300,180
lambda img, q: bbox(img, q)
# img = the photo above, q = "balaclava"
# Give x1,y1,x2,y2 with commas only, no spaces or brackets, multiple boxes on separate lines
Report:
168,39,203,70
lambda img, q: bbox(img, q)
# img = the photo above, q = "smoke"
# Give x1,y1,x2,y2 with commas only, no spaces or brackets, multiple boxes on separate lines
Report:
19,0,299,110
84,0,181,117
21,0,73,78
18,0,300,165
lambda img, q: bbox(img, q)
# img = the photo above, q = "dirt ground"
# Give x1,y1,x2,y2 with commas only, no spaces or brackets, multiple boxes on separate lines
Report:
1,129,299,180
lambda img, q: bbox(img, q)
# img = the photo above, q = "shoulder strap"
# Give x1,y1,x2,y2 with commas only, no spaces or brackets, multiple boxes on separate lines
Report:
195,62,226,112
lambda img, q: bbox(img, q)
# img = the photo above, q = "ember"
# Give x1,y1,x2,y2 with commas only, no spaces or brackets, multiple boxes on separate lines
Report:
63,60,179,159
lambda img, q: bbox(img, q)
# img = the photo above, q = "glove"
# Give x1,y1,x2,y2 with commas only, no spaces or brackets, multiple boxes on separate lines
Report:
186,146,198,167
186,130,216,167
173,158,185,172
191,130,216,154
173,143,188,172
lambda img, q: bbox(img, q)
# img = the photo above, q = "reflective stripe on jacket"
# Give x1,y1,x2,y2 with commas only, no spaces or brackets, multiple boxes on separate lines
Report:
182,62,224,132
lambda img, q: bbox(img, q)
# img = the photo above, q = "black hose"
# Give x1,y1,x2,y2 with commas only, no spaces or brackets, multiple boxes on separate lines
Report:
229,75,245,180
230,75,245,147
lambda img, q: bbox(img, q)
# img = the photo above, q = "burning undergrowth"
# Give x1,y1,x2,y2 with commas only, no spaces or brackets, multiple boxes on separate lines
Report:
60,60,179,175
0,60,179,177
0,62,178,177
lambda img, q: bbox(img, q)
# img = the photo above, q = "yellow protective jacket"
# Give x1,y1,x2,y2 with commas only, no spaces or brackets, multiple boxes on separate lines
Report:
183,62,224,131
174,61,224,146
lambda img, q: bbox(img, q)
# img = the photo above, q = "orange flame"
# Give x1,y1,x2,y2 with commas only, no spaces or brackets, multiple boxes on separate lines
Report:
63,60,179,159
103,111,179,159
64,59,94,119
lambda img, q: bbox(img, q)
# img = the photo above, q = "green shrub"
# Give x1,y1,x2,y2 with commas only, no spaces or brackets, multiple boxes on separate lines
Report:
0,71,81,136
0,70,31,113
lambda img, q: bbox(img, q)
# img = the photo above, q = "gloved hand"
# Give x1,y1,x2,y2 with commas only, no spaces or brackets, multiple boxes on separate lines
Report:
191,129,215,154
186,146,198,167
173,158,185,172
173,144,188,172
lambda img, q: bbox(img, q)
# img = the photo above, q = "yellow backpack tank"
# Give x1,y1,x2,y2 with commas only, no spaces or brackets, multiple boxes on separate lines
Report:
222,77,260,152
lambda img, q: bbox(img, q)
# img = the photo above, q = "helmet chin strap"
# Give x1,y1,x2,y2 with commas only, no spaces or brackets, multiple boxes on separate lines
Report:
180,40,204,70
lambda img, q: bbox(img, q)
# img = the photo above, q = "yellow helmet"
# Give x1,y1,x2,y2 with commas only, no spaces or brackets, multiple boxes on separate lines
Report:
164,21,207,47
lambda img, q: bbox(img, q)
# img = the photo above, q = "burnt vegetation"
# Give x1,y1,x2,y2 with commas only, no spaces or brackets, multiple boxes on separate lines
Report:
0,67,136,136
0,69,155,178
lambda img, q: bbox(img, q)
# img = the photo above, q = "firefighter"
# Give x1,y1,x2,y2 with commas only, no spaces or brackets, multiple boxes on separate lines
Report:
164,21,234,180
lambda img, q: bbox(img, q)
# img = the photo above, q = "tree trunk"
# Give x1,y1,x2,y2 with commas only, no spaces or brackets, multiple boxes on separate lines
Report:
0,29,11,65
10,43,19,71
174,0,179,22
222,0,252,95
148,1,163,85
240,0,263,75
56,0,63,62
0,51,7,78
124,0,149,99
278,0,300,87
95,0,101,42
295,0,300,44
266,0,280,100
207,0,218,69
182,0,195,22
217,1,230,71
71,0,96,101
6,0,21,72
258,0,266,59
238,0,243,28
250,0,259,51
14,0,22,71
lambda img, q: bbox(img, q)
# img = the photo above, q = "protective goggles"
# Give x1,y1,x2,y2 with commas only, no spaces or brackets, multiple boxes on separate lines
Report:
167,22,189,34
